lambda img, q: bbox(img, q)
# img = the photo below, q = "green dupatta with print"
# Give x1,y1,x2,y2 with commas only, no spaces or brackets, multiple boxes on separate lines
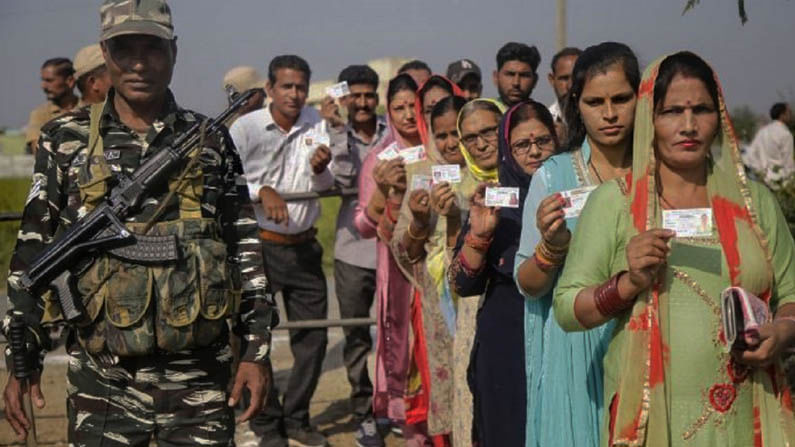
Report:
610,53,795,446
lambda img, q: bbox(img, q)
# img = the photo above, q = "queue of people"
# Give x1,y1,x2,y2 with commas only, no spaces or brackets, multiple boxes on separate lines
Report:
5,1,795,446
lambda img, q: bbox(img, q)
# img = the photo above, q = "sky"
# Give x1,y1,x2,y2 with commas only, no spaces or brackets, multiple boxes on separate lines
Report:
1,0,793,128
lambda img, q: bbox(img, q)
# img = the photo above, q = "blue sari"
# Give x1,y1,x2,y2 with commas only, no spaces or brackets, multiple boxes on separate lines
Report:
513,140,614,447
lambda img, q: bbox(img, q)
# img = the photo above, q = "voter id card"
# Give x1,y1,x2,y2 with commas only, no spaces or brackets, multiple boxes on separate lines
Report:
662,208,713,238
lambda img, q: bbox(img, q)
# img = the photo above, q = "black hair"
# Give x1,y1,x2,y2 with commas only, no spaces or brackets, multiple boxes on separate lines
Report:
508,100,560,150
550,47,582,73
420,75,454,103
564,42,640,150
338,64,379,88
76,65,107,95
496,42,541,72
459,100,504,125
42,57,75,78
430,95,467,125
386,73,418,104
398,59,431,75
770,102,789,121
268,55,311,84
653,51,719,114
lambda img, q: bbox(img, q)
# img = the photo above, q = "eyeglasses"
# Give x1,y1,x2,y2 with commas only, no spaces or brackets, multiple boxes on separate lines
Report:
511,135,555,155
461,126,499,147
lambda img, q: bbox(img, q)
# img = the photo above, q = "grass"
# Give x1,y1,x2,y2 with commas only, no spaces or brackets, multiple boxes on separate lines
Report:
0,179,342,292
0,133,27,155
0,178,30,291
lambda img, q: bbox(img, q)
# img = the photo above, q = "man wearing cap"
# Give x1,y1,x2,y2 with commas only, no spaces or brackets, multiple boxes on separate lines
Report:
74,44,112,106
24,58,79,153
446,58,482,100
2,1,276,445
223,66,267,124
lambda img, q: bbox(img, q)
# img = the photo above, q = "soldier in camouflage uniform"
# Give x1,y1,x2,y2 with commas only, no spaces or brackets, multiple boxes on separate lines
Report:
2,1,277,445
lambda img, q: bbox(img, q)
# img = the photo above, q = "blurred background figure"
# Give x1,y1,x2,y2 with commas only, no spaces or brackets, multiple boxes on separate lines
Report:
223,65,267,123
447,58,483,100
744,102,794,187
73,44,111,106
25,57,78,153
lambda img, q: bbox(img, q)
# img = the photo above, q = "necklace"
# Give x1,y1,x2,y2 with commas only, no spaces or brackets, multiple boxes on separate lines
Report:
588,159,605,184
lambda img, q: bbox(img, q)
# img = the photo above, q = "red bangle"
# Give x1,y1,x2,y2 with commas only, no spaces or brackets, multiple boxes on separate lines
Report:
594,271,633,317
465,232,493,252
458,250,484,277
385,201,400,224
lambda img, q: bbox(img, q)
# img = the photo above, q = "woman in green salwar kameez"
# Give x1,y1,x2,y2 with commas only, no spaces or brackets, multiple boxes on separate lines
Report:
555,51,795,446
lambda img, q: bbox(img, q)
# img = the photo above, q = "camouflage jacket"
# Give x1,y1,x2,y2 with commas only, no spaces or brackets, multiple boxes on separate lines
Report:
4,89,276,369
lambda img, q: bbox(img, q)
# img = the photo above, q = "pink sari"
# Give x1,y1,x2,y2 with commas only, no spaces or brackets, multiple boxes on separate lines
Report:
354,122,414,423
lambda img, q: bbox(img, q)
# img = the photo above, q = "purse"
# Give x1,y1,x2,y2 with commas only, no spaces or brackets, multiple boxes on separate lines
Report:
720,286,771,351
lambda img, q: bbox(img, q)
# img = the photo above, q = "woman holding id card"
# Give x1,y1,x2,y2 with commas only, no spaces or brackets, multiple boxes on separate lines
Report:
448,100,555,446
513,42,640,447
555,52,795,445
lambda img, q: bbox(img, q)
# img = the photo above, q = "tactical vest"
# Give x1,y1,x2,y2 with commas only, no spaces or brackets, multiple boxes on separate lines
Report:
68,103,240,357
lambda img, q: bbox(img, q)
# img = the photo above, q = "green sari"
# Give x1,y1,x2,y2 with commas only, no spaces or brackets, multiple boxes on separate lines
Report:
554,54,795,446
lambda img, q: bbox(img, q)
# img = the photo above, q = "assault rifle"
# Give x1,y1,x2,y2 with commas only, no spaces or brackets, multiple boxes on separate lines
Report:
17,90,255,323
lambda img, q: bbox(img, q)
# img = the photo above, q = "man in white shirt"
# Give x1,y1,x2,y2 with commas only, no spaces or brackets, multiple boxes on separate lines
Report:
745,102,795,187
547,47,581,143
230,55,340,447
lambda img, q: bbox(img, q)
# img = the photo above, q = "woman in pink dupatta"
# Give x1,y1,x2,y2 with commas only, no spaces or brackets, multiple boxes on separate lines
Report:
354,73,432,444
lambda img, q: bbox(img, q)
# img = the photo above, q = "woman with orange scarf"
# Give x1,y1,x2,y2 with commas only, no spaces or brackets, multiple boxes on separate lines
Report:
555,51,795,445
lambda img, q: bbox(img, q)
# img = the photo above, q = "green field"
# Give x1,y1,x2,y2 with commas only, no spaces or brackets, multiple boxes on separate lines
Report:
0,177,341,292
0,133,27,155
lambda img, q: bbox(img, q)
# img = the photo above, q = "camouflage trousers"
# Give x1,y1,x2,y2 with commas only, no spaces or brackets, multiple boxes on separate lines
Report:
66,341,235,446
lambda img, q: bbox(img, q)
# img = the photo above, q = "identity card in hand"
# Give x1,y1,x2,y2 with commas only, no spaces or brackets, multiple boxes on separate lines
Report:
325,81,350,99
304,129,330,149
485,187,520,208
377,142,400,161
398,145,426,164
411,175,432,191
560,185,598,218
662,208,713,238
431,164,462,184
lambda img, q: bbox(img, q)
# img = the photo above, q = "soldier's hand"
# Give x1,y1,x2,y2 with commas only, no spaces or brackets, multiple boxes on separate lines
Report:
229,361,269,423
3,371,45,441
258,186,289,227
310,145,332,174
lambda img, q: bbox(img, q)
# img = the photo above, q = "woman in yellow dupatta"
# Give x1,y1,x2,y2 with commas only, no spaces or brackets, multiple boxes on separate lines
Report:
555,51,795,446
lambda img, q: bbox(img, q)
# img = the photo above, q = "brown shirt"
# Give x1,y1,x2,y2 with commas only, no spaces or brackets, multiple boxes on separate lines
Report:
25,100,78,147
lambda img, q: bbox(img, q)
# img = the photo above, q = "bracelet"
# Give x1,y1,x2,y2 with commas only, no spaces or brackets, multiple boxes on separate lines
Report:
384,201,400,224
532,253,558,273
535,241,566,266
465,231,493,252
458,251,484,277
407,221,430,240
594,271,634,317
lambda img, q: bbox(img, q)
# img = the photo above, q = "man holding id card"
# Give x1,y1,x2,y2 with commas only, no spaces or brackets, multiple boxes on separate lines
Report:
321,65,388,447
230,55,340,447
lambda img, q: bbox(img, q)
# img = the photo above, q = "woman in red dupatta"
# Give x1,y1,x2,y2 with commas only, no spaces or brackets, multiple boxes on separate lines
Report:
555,51,795,445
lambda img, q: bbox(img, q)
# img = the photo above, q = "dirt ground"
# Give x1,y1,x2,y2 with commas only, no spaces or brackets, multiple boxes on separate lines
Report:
0,331,403,447
0,286,404,446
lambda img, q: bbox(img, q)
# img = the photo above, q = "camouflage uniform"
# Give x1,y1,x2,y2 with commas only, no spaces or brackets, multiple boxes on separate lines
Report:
3,88,276,446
